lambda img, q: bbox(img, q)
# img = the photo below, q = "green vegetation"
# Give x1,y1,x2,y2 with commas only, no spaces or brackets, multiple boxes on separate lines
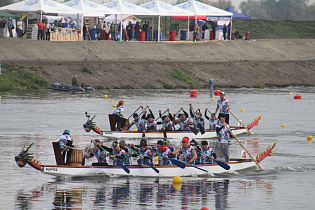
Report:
81,66,93,74
233,19,315,39
171,69,198,89
253,82,265,88
124,64,133,71
0,63,49,91
57,61,62,65
158,80,175,89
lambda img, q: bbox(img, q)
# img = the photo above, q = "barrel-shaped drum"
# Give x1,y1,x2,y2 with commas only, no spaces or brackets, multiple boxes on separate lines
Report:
69,149,83,166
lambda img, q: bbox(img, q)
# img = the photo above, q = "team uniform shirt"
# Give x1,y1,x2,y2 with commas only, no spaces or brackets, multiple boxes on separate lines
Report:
209,118,218,130
112,148,127,166
113,106,124,116
145,119,158,132
92,148,108,164
200,147,215,164
56,134,71,147
217,99,229,114
192,117,205,130
194,146,202,164
177,118,191,131
131,118,146,131
137,148,153,166
122,147,132,165
156,147,172,166
216,122,230,143
179,145,196,165
162,119,175,131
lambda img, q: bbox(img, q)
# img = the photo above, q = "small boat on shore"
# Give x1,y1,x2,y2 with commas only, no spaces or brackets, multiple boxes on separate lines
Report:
83,113,260,139
15,142,276,177
51,83,94,91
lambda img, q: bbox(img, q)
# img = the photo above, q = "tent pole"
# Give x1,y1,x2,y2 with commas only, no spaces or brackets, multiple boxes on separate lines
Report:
151,16,154,41
41,10,42,21
157,15,160,42
120,17,122,41
230,16,232,40
187,16,189,40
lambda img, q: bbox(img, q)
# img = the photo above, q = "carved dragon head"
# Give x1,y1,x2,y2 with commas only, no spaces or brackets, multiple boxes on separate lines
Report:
83,111,96,132
15,142,34,167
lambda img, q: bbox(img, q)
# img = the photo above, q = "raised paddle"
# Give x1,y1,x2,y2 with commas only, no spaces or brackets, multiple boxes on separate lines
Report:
156,109,168,121
97,144,130,174
149,148,186,169
127,106,141,120
226,126,263,170
229,110,254,135
195,148,230,170
127,145,159,173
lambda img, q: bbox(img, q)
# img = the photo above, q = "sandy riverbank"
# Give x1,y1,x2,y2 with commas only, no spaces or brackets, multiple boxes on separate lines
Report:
0,38,314,88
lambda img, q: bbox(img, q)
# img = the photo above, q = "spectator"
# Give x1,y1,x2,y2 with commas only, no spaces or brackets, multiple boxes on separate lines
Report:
83,23,87,40
0,17,6,38
37,19,44,40
123,21,127,41
211,20,217,40
111,21,118,41
202,22,208,39
193,24,200,42
227,22,231,40
134,21,141,40
45,21,51,41
7,18,14,38
17,18,23,38
126,21,133,41
189,23,194,32
222,24,227,40
96,21,102,40
147,21,152,40
105,22,110,40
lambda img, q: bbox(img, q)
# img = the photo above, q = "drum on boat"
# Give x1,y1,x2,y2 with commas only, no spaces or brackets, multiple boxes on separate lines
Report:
69,149,83,166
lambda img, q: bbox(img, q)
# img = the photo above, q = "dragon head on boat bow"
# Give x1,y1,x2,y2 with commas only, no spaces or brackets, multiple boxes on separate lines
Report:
83,112,102,134
15,142,41,170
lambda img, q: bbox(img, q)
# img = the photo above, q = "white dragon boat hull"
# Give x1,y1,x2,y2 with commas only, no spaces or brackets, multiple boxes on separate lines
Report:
41,159,255,177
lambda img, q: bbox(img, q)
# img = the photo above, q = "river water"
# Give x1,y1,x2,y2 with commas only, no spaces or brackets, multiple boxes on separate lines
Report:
0,87,314,210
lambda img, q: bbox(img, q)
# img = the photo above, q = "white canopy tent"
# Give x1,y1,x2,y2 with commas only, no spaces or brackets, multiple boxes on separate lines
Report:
176,0,233,40
103,0,158,41
0,0,81,20
105,14,140,24
140,0,194,41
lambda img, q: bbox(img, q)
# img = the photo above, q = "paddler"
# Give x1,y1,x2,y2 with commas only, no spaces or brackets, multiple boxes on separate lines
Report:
56,129,74,165
215,117,230,162
200,140,216,164
153,140,172,166
129,112,146,132
131,139,153,166
113,100,127,131
109,141,128,166
84,139,109,166
214,91,230,124
173,108,193,131
119,140,132,165
172,137,197,166
189,104,205,134
205,109,218,130
159,109,175,131
143,106,158,132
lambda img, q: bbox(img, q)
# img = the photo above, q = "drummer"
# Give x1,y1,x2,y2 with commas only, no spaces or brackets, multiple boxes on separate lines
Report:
84,139,109,166
56,129,74,165
113,100,127,131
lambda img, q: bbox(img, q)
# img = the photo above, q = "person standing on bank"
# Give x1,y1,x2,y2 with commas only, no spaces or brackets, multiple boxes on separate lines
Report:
222,24,227,40
214,91,230,125
201,22,208,39
7,18,14,38
0,17,6,38
37,20,44,40
211,20,217,40
17,18,23,38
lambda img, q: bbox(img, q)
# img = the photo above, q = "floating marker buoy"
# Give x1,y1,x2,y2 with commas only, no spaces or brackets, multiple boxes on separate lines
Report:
200,208,209,210
241,109,244,112
172,182,182,190
294,94,301,99
133,129,137,131
211,98,215,101
173,176,182,183
190,89,198,98
110,99,114,102
104,95,108,98
113,104,116,107
307,135,312,142
289,92,292,95
281,124,286,127
214,90,221,96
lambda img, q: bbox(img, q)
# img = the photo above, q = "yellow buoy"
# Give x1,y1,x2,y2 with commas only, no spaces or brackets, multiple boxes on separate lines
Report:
173,176,182,183
289,92,292,95
172,182,182,190
211,98,215,101
110,99,114,102
281,124,286,127
307,135,312,142
241,109,244,112
104,95,108,98
113,104,117,108
0,96,1,99
133,129,137,131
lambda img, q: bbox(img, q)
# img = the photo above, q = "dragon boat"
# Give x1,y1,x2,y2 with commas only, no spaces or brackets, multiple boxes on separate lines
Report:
83,112,261,139
15,142,276,178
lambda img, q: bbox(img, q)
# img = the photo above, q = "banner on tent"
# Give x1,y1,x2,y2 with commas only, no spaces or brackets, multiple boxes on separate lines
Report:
22,14,28,39
206,17,231,21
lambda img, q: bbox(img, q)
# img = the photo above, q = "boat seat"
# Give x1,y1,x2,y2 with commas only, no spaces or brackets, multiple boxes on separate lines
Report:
52,142,64,165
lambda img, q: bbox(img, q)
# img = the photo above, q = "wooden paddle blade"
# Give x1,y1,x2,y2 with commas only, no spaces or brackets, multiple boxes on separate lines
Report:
114,159,130,174
192,165,208,172
169,158,186,169
214,159,230,170
190,127,199,135
148,163,160,173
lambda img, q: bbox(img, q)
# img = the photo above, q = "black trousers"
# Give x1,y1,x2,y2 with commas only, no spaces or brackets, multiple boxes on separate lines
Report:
114,114,126,130
218,113,229,125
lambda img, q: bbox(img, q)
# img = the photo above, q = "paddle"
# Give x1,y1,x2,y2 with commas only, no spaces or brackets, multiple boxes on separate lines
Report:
127,106,141,120
127,145,159,173
149,148,186,169
195,148,230,170
156,109,168,121
97,144,130,174
229,110,254,135
191,165,208,172
226,126,263,170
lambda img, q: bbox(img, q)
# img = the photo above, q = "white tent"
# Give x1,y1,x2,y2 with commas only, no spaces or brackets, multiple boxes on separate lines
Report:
64,0,120,17
176,0,233,16
0,0,81,15
105,14,140,24
140,0,194,42
103,0,158,41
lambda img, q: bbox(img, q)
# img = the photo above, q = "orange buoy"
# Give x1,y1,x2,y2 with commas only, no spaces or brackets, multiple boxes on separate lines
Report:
190,90,198,98
294,94,301,99
214,90,221,96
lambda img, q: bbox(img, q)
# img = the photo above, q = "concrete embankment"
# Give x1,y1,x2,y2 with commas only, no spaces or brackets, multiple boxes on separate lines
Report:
0,38,314,88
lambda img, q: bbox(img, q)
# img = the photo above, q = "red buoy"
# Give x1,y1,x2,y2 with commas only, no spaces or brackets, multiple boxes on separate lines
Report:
294,94,301,99
190,90,198,98
214,89,221,96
